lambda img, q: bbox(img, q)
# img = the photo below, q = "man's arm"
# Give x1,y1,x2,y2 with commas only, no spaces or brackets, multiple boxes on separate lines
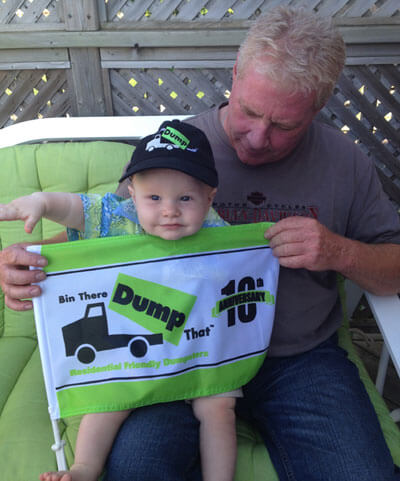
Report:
265,216,400,295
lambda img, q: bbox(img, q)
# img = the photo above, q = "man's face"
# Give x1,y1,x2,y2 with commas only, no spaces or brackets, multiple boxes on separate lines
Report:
223,63,319,166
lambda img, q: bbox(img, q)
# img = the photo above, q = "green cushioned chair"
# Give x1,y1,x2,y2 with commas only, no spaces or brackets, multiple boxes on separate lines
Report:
0,140,399,481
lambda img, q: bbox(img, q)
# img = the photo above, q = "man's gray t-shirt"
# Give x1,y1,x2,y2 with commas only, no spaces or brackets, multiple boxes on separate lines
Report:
185,106,400,356
118,107,400,356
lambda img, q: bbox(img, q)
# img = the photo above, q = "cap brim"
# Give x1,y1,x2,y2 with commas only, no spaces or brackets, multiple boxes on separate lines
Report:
119,155,218,187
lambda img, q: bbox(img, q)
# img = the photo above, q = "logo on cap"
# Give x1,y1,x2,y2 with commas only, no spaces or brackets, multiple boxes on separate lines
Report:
145,126,198,153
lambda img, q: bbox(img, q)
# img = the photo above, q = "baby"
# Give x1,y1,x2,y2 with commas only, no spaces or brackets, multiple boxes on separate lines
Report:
0,120,241,481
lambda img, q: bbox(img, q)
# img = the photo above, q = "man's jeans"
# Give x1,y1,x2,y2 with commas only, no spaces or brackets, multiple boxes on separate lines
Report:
105,334,399,481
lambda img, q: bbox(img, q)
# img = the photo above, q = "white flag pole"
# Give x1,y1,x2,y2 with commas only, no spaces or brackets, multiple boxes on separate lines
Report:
50,414,67,471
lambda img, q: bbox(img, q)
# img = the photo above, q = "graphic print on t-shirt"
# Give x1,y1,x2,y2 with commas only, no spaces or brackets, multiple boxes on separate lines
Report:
214,192,319,225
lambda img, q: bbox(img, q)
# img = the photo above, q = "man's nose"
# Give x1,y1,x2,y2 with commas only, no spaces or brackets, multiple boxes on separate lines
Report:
246,124,271,150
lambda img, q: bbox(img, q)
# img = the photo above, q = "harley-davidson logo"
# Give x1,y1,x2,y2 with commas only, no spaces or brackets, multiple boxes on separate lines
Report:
247,191,266,206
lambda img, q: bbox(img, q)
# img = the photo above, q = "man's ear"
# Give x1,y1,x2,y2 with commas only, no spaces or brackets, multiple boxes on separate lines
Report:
232,59,238,81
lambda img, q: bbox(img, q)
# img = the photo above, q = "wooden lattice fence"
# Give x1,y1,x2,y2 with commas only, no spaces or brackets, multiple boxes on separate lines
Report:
324,65,400,206
0,0,399,207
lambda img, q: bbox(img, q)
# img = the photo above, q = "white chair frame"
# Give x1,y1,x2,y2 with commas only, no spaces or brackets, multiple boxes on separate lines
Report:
0,116,398,468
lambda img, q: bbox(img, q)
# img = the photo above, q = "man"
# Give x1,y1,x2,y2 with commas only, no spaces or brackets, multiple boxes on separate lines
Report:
1,7,400,480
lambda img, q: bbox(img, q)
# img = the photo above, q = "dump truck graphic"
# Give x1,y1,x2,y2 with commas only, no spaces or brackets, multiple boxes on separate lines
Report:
146,132,178,152
62,302,163,364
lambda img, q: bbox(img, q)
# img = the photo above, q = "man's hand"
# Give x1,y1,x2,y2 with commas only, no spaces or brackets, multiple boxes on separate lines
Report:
0,243,47,311
0,194,46,233
265,216,346,271
265,216,400,295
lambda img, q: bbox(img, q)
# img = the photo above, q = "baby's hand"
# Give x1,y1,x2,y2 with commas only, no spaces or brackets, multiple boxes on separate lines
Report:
0,193,46,233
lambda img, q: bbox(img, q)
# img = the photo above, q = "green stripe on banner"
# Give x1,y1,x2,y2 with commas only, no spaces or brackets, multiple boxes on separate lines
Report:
41,222,274,273
57,353,265,418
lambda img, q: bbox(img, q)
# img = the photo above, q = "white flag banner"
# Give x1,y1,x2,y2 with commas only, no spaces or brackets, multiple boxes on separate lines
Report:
29,222,279,420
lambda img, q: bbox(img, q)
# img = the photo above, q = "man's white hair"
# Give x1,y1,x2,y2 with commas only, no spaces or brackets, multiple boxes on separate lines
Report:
237,7,346,109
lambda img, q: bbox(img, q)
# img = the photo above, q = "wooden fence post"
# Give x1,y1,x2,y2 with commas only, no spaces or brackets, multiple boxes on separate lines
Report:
61,0,112,116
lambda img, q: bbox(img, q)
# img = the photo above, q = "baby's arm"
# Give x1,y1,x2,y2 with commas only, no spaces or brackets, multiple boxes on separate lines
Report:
0,192,84,233
40,410,132,481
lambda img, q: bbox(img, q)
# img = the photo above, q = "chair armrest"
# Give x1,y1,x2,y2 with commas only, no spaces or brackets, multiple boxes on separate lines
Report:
0,115,189,148
344,279,400,400
365,291,400,378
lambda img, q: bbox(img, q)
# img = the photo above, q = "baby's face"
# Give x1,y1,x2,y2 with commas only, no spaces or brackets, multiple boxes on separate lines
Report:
128,169,216,240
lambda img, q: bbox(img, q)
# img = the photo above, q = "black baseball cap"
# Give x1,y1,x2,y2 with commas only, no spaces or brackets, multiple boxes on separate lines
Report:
119,120,218,187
